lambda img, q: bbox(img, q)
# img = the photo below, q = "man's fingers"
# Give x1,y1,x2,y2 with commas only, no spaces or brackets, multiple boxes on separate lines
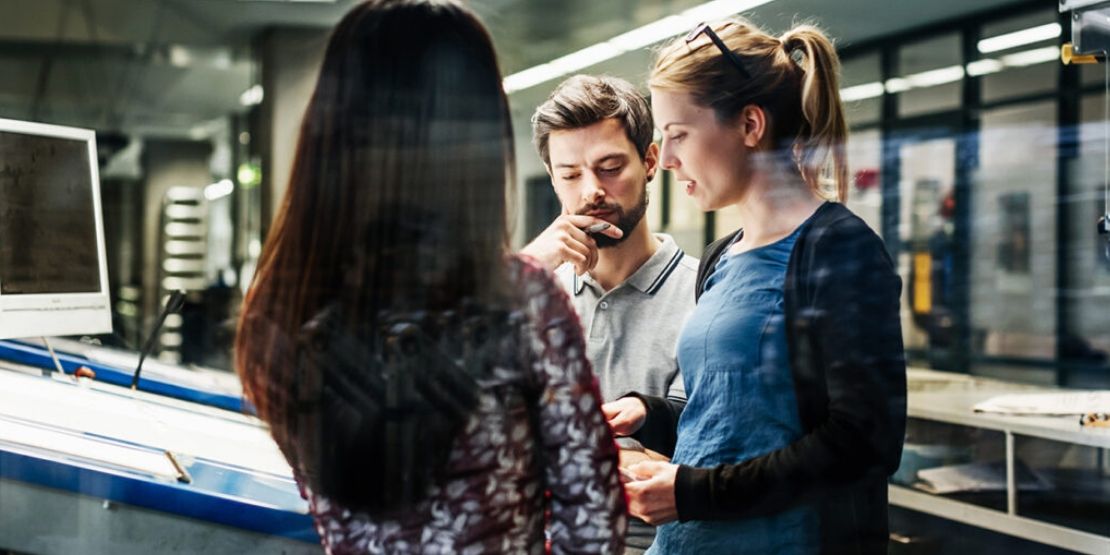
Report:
563,214,604,228
595,224,623,240
563,215,624,239
559,231,592,259
560,224,595,248
558,245,589,276
559,246,588,271
578,228,598,271
558,226,598,274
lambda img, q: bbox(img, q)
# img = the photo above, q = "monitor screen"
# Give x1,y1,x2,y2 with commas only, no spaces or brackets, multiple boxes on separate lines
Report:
0,131,101,295
0,118,111,340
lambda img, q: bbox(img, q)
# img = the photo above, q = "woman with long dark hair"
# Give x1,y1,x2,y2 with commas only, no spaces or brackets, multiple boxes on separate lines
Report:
235,1,626,552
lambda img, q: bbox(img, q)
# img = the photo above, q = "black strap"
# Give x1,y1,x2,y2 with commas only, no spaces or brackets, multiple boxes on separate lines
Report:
695,230,741,302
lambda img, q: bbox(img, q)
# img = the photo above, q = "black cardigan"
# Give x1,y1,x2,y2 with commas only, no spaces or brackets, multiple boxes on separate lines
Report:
630,202,907,554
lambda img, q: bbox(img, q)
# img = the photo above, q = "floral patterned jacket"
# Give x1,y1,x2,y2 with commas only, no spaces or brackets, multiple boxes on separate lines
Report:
299,256,627,554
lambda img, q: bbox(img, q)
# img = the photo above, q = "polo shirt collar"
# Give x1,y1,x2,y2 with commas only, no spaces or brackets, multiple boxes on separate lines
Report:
573,234,684,296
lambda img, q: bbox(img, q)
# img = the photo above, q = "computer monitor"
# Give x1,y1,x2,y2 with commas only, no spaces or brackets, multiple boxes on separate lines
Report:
0,118,112,340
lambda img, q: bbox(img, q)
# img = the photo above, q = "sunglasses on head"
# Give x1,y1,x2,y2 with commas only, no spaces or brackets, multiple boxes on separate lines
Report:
684,22,750,80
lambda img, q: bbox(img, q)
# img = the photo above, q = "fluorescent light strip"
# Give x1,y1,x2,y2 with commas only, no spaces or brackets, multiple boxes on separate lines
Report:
839,44,1058,101
502,64,559,93
503,0,775,94
608,15,691,52
906,64,964,88
505,13,1062,98
998,45,1061,67
840,82,884,102
966,58,1004,77
546,42,624,75
883,77,911,94
977,22,1061,54
684,0,775,23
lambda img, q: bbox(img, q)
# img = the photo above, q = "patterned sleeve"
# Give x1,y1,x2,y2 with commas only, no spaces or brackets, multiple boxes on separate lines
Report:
515,257,627,554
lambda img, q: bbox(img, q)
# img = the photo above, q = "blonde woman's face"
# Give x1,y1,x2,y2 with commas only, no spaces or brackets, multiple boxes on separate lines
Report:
651,88,749,212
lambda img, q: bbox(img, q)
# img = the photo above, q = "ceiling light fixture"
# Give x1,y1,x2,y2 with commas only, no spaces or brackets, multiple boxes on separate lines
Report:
906,65,965,88
998,45,1062,67
883,77,912,94
236,0,339,3
966,58,1005,77
840,82,884,102
503,0,776,94
840,44,1060,101
977,22,1061,54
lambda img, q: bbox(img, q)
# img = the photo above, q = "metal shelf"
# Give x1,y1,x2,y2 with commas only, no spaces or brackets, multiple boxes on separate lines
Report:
890,485,1110,554
892,368,1110,553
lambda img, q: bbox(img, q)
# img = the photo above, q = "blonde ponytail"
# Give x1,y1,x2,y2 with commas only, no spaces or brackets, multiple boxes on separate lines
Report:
651,19,850,202
780,26,849,202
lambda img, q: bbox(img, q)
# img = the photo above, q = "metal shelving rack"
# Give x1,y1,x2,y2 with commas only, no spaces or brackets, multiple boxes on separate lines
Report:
894,368,1110,554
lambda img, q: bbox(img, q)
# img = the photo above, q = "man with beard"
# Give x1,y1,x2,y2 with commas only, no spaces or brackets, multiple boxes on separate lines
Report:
522,74,697,554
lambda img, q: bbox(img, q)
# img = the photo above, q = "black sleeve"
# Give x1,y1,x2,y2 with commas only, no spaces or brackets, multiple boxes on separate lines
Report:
623,392,686,458
674,222,907,521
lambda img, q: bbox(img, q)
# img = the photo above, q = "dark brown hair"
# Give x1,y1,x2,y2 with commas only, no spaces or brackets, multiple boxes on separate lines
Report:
531,74,654,166
235,0,514,514
651,19,848,201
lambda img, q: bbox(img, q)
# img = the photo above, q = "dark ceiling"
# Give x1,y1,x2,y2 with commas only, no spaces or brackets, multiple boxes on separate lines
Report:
0,0,1029,138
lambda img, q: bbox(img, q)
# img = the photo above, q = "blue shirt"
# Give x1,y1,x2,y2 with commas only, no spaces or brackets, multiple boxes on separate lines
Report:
649,226,818,555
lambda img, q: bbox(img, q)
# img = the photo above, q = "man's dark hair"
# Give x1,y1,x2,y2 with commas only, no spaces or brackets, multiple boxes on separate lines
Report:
531,75,653,166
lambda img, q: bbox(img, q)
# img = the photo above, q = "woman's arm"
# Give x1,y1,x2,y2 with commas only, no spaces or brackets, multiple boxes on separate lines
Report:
622,393,685,457
603,353,687,456
520,261,627,553
673,222,907,521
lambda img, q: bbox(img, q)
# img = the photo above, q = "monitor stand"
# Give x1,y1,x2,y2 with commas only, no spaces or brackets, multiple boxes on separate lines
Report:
40,337,67,377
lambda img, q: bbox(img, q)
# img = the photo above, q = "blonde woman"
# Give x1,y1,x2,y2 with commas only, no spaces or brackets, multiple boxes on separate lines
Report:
603,19,907,554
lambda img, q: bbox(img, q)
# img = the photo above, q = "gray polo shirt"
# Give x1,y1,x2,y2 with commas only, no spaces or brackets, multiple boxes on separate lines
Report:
555,233,697,403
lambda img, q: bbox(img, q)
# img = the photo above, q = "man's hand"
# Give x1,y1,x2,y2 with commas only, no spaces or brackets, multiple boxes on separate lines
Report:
602,397,647,437
625,461,679,525
520,215,623,274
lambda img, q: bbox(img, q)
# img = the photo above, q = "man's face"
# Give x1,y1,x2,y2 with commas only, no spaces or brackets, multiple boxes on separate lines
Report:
546,118,658,248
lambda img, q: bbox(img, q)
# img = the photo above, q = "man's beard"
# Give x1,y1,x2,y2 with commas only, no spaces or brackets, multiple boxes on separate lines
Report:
576,185,648,249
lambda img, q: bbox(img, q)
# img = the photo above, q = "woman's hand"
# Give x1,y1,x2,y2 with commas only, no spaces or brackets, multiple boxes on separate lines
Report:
601,397,647,436
625,461,679,525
